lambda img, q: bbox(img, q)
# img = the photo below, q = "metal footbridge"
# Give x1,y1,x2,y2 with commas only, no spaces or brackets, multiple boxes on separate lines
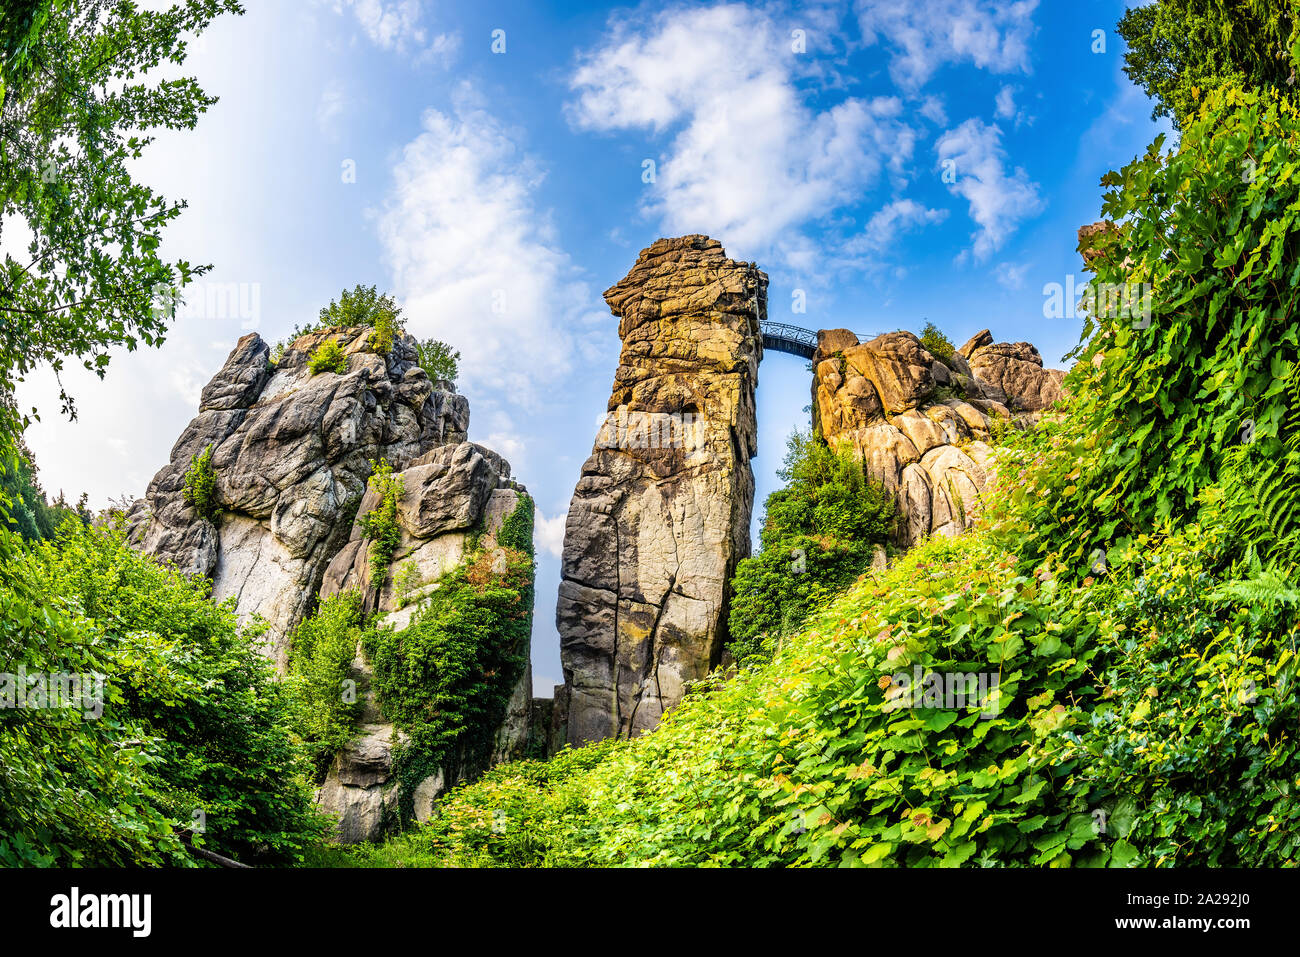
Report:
759,321,878,360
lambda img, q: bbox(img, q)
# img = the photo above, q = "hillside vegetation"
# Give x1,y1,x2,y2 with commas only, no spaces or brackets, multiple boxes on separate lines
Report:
328,84,1300,868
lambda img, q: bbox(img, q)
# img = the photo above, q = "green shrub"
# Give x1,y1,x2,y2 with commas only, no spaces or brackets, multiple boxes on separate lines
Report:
286,591,366,781
364,507,1300,868
307,337,348,375
919,320,955,362
0,442,84,541
392,561,424,608
181,443,220,524
1,521,328,865
728,430,894,663
1049,500,1300,866
1117,0,1300,130
359,458,403,581
415,338,460,386
317,284,405,354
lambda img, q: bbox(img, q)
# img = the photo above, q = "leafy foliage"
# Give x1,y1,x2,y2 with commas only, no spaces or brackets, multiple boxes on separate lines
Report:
359,458,403,581
1001,87,1300,579
286,591,365,781
0,520,327,865
181,443,220,524
0,0,242,426
0,439,84,541
307,337,348,375
728,430,894,664
919,320,956,362
415,338,460,387
1219,363,1300,570
363,495,535,818
317,284,405,354
1118,0,1299,129
351,509,1300,868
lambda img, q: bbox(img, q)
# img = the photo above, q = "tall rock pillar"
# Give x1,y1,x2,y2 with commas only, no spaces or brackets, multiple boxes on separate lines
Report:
557,235,766,745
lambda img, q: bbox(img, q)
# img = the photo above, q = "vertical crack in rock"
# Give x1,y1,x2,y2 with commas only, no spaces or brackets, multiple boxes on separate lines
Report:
557,235,766,745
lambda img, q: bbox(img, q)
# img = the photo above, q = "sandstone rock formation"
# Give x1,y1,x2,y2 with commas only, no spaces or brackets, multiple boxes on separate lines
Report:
812,328,1065,548
556,235,765,746
126,326,468,668
126,324,534,843
957,330,1067,414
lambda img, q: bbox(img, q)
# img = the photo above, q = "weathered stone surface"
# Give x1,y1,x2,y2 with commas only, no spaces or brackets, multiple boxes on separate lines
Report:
127,327,470,668
813,327,1065,548
813,328,860,364
958,328,994,360
967,339,1066,413
128,324,533,844
846,332,936,415
557,235,765,746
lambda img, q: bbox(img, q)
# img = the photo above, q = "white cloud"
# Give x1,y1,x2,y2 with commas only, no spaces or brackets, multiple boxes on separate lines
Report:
534,508,568,559
568,3,918,266
935,117,1042,260
919,95,948,125
857,0,1039,90
846,198,948,254
331,0,460,60
995,84,1015,118
482,430,526,464
995,260,1030,289
377,85,603,404
994,83,1030,127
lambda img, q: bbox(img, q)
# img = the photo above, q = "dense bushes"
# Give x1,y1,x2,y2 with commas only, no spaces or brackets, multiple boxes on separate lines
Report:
728,430,894,664
1008,87,1300,582
919,320,955,362
415,338,460,387
307,338,348,375
0,445,87,541
359,458,403,580
348,505,1299,867
0,521,327,865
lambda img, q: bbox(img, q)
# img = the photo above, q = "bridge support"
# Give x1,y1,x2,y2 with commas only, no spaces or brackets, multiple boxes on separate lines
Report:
554,236,766,746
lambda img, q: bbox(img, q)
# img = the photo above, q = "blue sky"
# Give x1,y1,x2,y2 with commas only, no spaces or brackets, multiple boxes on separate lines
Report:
17,0,1168,693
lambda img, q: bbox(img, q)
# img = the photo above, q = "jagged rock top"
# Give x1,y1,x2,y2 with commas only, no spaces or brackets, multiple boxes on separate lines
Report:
603,235,767,340
127,323,472,666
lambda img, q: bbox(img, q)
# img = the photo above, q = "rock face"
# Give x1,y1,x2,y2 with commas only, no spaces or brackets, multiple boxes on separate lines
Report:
812,328,1065,547
127,326,468,668
958,330,1067,414
556,235,765,746
315,444,532,841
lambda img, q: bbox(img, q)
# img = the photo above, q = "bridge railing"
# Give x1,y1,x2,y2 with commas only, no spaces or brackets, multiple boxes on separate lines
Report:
758,321,880,359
